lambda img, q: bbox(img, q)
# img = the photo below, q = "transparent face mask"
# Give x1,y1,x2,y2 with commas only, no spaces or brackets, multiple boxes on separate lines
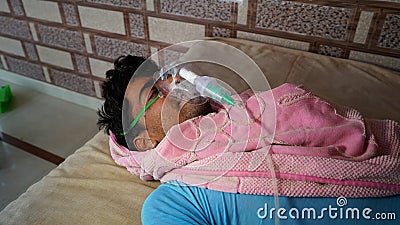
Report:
122,40,281,224
121,65,206,137
121,61,216,150
122,40,276,149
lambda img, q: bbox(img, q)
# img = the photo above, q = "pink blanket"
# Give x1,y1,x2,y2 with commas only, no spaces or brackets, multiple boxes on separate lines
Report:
110,83,400,197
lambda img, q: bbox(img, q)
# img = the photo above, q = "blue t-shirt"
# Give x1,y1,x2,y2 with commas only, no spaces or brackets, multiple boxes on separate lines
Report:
142,181,399,225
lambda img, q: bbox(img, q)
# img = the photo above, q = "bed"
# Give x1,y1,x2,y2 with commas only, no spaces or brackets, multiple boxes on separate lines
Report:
1,38,399,224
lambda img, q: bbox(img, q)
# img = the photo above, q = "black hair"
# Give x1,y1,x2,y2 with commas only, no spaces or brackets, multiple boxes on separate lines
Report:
97,55,158,148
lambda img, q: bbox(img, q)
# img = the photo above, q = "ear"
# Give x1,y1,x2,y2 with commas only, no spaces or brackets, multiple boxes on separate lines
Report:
133,132,158,151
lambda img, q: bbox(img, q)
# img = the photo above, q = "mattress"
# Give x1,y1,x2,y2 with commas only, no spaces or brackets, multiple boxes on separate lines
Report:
1,38,399,224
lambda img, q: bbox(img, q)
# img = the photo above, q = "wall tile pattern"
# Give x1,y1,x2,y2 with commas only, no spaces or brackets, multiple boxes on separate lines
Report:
378,14,400,50
36,45,74,70
89,57,114,78
349,50,400,71
148,16,205,43
37,24,85,51
78,5,125,35
93,80,103,98
318,45,345,58
160,0,232,22
0,16,31,39
28,22,38,41
50,68,95,96
22,0,62,23
9,0,24,16
129,13,145,38
43,66,51,82
161,49,185,65
212,27,231,37
0,1,10,13
94,35,148,59
23,42,38,60
84,0,143,10
74,54,90,74
353,11,374,44
5,56,45,81
63,3,80,26
0,36,25,56
0,0,398,99
256,0,352,41
0,55,7,70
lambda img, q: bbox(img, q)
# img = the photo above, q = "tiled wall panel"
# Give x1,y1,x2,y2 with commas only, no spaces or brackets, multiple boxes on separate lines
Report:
349,50,400,71
0,55,7,70
160,0,232,22
148,17,205,43
0,16,32,39
28,22,38,41
0,0,398,99
78,6,125,35
146,0,155,11
94,35,148,59
74,54,90,74
353,11,374,44
84,0,143,10
23,42,38,61
237,0,248,25
37,24,85,51
255,0,353,41
50,68,95,96
36,45,74,70
83,33,93,53
129,13,145,38
318,45,346,58
0,1,10,13
5,56,45,81
212,27,232,38
378,14,400,50
89,57,114,78
22,0,62,23
9,0,24,16
0,36,25,56
62,3,80,26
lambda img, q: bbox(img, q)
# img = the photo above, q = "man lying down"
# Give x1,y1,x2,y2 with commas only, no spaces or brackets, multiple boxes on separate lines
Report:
98,55,400,225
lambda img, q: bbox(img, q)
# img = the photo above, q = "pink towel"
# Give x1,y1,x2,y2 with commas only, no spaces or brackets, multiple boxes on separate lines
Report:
110,83,400,197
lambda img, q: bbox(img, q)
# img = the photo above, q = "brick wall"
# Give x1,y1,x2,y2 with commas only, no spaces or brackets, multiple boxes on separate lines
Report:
0,0,399,99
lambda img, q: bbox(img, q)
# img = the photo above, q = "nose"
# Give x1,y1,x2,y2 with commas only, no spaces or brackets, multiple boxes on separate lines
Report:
154,73,184,96
155,78,170,96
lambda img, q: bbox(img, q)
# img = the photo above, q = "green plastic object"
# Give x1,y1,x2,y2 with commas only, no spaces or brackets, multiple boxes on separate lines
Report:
205,83,235,106
0,84,13,113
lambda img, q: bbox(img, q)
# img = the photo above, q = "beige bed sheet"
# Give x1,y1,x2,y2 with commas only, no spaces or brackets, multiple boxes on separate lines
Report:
1,38,399,225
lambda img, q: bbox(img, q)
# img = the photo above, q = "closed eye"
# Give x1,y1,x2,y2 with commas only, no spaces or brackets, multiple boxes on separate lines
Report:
147,88,158,101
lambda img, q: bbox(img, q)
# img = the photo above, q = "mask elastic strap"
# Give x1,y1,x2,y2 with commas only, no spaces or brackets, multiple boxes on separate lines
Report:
120,91,161,136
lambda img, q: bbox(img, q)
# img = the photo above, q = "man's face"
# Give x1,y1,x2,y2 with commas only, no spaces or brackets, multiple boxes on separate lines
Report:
125,76,212,151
